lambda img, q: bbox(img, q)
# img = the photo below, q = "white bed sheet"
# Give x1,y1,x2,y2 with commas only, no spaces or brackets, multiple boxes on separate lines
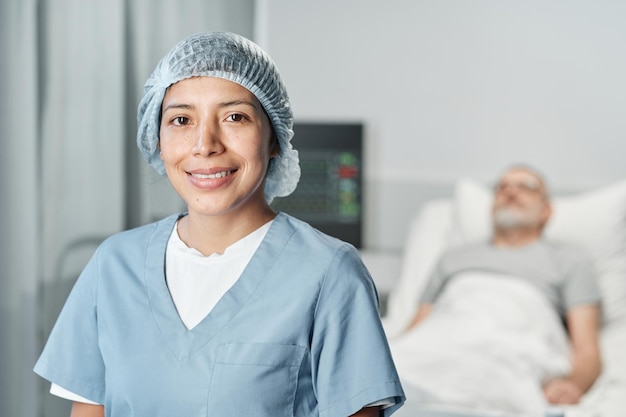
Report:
390,272,570,417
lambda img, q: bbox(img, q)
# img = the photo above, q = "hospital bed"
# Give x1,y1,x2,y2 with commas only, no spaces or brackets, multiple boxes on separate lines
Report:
370,177,626,417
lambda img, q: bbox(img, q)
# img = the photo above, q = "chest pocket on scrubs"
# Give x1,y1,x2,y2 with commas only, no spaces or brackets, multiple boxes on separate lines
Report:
209,342,307,416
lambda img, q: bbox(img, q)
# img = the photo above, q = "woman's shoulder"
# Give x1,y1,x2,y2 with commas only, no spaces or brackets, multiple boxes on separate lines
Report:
97,214,179,255
271,213,367,285
274,212,358,257
272,213,372,287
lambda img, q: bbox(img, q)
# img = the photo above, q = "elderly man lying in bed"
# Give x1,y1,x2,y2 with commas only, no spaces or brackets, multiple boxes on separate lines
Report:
391,165,602,416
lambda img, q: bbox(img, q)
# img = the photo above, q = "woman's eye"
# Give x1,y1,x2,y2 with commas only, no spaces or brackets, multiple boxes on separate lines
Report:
173,116,189,126
227,113,244,122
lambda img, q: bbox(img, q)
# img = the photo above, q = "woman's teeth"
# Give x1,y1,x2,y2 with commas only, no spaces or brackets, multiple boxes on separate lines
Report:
192,170,233,179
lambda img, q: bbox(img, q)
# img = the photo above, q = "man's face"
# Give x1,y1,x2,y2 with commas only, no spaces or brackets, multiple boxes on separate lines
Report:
492,168,551,230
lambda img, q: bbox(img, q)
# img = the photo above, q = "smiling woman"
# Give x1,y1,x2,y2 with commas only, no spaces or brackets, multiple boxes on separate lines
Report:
158,77,278,253
33,32,405,417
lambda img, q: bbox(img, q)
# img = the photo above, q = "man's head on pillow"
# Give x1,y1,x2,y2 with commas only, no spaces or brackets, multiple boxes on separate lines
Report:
492,165,552,246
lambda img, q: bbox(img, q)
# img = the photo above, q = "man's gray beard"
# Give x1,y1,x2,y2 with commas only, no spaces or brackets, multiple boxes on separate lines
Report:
493,208,536,230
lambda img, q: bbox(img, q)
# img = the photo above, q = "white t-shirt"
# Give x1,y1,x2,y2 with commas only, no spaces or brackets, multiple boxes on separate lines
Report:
166,219,272,329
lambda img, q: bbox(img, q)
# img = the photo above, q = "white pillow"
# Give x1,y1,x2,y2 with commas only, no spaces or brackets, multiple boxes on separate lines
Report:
450,177,626,324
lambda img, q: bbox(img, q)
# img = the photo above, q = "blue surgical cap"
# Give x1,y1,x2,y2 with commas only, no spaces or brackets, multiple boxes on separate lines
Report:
137,31,300,203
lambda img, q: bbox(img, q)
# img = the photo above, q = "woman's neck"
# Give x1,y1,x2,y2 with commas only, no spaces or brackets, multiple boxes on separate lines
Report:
177,207,276,256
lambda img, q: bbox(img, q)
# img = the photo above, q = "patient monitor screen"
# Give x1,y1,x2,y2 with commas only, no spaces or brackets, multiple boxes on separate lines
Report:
271,122,363,248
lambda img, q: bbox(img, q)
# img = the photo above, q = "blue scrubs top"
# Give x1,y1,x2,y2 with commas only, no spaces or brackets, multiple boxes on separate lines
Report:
34,213,405,417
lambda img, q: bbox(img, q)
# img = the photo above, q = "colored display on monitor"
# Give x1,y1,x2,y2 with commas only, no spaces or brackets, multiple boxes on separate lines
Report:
271,122,363,248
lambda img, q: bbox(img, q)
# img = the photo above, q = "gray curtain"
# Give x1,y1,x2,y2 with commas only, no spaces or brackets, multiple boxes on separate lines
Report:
0,1,255,416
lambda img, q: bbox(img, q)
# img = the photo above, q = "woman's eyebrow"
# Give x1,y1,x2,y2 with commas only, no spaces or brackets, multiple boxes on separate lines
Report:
219,100,260,110
162,103,193,113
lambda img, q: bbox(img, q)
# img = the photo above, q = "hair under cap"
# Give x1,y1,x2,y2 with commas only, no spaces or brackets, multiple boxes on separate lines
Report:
136,31,300,203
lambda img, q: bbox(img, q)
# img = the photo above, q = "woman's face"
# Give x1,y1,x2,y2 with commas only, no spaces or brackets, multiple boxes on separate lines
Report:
159,76,277,220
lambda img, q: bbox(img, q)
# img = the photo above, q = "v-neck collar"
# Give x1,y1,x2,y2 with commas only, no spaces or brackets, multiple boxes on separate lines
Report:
144,213,297,360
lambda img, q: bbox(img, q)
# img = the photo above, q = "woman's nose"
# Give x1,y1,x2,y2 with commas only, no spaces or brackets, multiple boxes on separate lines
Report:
192,123,224,156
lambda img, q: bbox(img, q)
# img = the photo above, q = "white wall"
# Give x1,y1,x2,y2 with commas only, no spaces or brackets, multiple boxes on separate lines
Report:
256,0,626,250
